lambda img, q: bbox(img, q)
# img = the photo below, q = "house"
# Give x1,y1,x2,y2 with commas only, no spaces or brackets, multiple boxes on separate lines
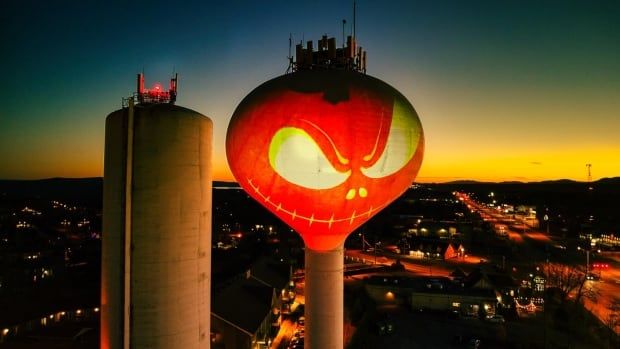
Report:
464,267,518,306
250,257,294,306
412,241,464,260
211,256,292,349
211,275,279,349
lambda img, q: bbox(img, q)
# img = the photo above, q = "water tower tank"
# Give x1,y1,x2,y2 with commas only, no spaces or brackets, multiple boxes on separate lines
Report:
102,101,212,349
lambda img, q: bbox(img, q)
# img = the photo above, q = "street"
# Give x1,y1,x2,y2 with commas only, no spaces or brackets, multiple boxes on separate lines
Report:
457,192,620,334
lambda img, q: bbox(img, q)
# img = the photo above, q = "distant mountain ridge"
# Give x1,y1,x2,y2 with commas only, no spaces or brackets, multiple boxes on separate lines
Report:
440,177,620,185
0,178,240,208
1,177,618,208
0,177,103,208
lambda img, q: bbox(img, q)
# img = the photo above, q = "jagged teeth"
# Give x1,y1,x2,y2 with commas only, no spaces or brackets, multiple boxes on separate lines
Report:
247,178,382,228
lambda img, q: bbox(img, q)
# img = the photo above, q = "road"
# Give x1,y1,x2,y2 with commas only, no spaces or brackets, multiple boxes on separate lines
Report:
344,249,483,277
270,318,296,349
271,288,305,349
581,264,620,333
456,191,620,334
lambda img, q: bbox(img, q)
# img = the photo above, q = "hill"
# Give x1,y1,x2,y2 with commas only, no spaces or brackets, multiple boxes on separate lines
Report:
0,178,103,208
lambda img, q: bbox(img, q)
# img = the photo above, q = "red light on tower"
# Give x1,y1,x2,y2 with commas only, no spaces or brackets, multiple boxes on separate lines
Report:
135,73,178,104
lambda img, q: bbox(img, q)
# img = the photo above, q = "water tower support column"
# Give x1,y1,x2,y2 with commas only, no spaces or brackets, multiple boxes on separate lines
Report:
304,244,344,349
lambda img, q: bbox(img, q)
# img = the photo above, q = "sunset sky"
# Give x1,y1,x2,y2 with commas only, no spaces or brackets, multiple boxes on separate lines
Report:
1,0,619,182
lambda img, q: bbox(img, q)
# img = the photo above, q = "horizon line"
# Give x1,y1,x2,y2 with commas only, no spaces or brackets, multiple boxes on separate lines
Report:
1,176,616,185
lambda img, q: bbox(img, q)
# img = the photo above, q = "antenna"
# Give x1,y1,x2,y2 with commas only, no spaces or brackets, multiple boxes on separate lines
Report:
353,0,356,40
288,7,367,74
137,73,145,103
134,72,177,105
287,33,294,74
169,73,178,105
342,19,346,48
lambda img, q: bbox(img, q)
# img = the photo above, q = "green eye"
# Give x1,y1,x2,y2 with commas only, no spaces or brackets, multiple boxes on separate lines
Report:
269,127,350,189
362,98,421,178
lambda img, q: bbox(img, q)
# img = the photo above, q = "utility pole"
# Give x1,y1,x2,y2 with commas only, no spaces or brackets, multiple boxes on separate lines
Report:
374,236,377,265
578,245,592,277
360,231,365,250
586,163,593,190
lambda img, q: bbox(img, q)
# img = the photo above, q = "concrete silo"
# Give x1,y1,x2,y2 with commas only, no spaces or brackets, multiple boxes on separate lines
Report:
101,74,212,349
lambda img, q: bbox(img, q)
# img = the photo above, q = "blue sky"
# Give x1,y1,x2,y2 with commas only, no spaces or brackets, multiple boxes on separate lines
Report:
1,0,618,181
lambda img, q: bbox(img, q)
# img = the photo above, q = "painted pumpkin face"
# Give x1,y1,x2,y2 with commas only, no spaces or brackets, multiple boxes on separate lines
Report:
226,70,424,251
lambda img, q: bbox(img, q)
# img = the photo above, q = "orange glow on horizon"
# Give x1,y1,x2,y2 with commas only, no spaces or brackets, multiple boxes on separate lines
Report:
2,141,617,184
3,150,617,184
214,147,619,183
415,145,620,183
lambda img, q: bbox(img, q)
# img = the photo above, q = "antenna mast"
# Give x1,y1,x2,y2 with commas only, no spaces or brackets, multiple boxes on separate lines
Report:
342,19,346,48
289,5,366,74
287,33,294,73
353,0,356,40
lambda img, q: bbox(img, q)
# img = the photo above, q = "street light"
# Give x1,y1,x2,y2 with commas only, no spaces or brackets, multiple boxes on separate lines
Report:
374,240,381,265
577,246,586,272
577,245,593,277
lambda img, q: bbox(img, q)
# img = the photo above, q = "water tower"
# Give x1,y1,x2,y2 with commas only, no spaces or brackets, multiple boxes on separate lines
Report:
101,74,212,349
227,33,424,348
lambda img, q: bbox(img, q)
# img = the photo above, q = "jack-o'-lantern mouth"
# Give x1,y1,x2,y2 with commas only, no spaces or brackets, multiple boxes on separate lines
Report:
247,178,386,229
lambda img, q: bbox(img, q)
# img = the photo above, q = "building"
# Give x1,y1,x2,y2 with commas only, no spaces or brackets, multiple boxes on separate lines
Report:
462,267,519,309
101,74,212,349
250,257,295,310
211,276,279,349
408,241,465,260
211,257,291,349
410,286,497,317
365,275,499,317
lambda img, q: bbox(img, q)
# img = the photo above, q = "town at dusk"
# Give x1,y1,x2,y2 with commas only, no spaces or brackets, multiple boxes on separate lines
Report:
1,1,619,348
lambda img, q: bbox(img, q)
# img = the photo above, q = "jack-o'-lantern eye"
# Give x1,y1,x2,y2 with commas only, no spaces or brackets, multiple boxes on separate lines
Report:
361,98,421,178
269,127,351,189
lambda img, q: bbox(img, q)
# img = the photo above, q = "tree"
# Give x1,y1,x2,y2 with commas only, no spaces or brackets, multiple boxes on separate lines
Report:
605,297,620,347
542,263,587,303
